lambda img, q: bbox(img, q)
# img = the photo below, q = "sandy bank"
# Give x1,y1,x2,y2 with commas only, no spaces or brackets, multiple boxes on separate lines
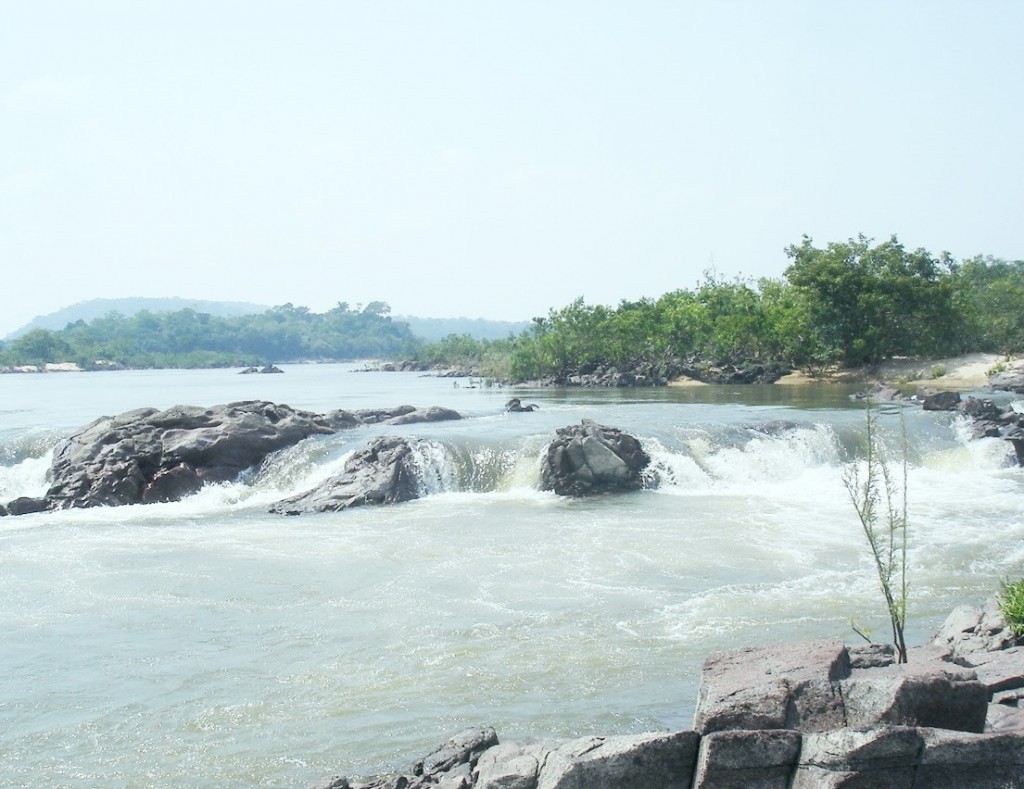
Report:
776,352,1019,390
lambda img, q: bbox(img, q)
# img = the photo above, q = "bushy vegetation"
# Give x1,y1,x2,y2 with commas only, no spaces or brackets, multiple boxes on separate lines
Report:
3,234,1022,375
0,302,415,369
998,578,1024,638
415,236,1024,381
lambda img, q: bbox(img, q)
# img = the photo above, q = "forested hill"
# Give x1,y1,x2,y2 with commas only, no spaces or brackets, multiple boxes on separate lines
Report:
5,297,271,340
0,302,417,369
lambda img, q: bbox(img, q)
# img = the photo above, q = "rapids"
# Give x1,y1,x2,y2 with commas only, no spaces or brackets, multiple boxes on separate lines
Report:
1,364,1021,785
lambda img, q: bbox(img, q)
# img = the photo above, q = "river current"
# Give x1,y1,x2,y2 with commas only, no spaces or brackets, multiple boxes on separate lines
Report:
1,364,1022,786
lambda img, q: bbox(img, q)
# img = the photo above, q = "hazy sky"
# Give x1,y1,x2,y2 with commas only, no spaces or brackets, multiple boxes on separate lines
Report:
2,2,1021,335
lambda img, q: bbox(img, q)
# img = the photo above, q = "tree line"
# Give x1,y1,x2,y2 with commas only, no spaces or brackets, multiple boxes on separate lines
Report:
407,235,1024,381
0,302,416,369
3,235,1022,376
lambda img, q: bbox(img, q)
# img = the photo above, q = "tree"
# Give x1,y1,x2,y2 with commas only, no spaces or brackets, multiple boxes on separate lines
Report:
784,235,959,367
6,329,72,364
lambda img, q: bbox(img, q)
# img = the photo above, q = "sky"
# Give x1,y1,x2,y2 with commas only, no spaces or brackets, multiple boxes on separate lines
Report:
2,2,1022,336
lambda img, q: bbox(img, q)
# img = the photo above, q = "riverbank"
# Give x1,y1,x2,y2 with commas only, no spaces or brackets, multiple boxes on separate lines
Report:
774,352,1016,390
315,600,1024,788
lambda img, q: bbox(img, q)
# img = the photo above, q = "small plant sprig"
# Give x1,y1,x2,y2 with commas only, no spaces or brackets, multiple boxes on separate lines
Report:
844,404,910,663
998,578,1024,638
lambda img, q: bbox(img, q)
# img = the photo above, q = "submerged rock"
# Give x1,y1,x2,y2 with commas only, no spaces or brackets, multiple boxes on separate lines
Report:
505,398,538,412
539,420,650,496
270,436,422,515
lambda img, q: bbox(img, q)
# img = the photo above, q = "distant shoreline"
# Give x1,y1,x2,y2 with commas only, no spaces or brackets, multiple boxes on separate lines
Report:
3,352,1020,395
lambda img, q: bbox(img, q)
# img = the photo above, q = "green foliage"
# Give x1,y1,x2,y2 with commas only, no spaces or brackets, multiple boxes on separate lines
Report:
844,406,910,663
0,302,416,369
951,256,1024,354
998,578,1024,638
784,235,960,367
930,364,946,378
406,333,517,380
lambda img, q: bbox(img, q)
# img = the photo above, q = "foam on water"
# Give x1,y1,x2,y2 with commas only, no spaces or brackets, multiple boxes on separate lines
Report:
2,373,1024,785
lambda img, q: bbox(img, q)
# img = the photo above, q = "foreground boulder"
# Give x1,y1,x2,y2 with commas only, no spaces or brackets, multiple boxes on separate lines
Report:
694,637,989,735
270,437,422,515
539,420,650,496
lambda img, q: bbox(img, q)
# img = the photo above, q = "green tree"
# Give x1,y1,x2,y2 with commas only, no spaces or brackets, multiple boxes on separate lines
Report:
784,235,959,366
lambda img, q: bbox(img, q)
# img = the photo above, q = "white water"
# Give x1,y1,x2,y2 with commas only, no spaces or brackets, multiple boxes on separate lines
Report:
1,365,1022,785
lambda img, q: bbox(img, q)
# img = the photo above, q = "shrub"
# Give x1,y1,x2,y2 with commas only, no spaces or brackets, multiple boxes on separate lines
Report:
998,578,1024,637
931,364,947,378
845,405,910,663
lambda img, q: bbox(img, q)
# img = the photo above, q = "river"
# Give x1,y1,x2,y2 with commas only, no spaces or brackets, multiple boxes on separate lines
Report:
1,364,1021,786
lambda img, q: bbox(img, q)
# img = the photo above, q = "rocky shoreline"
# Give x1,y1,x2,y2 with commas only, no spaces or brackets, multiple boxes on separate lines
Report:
312,601,1024,788
380,353,1024,391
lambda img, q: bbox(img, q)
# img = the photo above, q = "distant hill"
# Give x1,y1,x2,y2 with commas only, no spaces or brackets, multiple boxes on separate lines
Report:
399,315,530,342
5,298,531,344
5,297,272,339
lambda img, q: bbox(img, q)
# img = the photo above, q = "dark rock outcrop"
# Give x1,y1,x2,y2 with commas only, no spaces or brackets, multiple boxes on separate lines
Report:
922,390,962,411
504,398,538,412
5,496,48,515
42,401,335,510
957,396,1024,464
539,420,650,496
4,401,464,514
270,437,422,515
679,359,791,385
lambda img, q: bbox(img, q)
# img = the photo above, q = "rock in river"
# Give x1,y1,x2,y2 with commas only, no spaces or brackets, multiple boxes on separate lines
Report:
270,436,422,515
540,419,651,496
43,401,335,510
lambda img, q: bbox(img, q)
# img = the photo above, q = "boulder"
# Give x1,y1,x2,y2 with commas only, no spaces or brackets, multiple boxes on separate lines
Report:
790,726,923,788
990,367,1024,394
958,648,1024,695
692,729,801,788
384,406,462,426
932,600,1020,657
353,406,417,424
505,398,538,412
347,405,461,426
694,639,990,735
959,397,1004,421
539,420,650,496
922,391,962,411
270,437,421,514
414,727,499,778
41,401,335,510
474,741,552,789
534,731,699,789
916,727,1024,787
5,496,48,515
842,672,988,733
4,401,466,514
694,639,851,734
